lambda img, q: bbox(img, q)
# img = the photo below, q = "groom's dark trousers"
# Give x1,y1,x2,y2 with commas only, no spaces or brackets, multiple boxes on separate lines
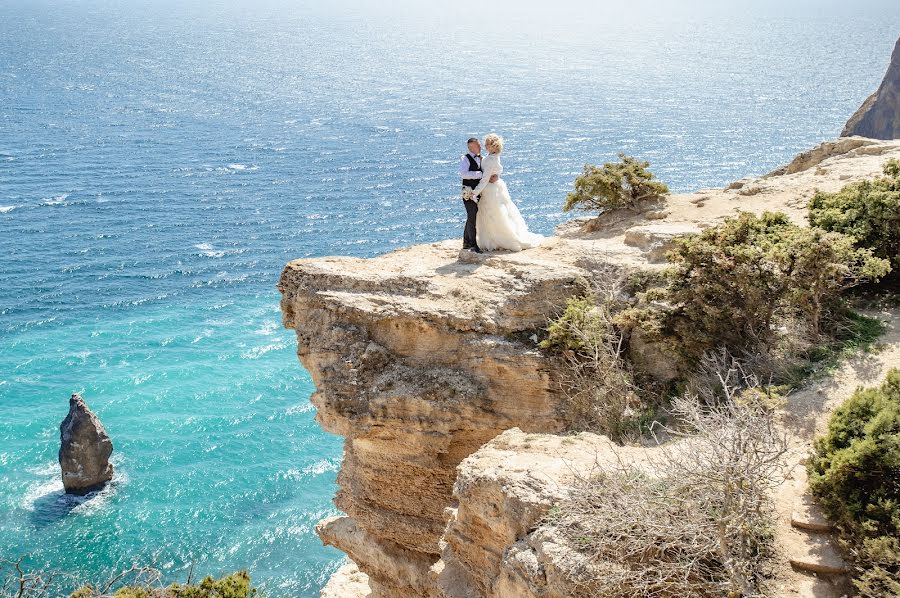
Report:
461,152,483,249
462,196,478,249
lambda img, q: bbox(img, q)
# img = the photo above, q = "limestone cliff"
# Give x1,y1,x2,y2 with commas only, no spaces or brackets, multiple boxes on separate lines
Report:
843,37,900,139
278,138,900,597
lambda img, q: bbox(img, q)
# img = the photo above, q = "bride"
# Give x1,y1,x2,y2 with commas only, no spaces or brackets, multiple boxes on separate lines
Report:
471,134,543,252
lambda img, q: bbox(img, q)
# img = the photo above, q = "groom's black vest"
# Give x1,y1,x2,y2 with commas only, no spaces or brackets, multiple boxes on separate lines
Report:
462,154,482,189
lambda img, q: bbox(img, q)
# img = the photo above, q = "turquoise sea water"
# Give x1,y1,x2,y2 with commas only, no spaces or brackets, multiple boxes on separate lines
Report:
1,0,899,595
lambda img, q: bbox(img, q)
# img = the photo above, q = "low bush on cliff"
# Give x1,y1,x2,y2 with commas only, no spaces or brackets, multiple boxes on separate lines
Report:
563,154,669,214
808,369,900,597
540,279,656,443
809,158,900,273
616,211,891,379
0,560,256,598
78,571,256,598
546,381,787,597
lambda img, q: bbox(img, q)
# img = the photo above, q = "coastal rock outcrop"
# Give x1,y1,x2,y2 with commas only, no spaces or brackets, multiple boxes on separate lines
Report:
278,140,900,597
59,393,114,495
278,241,624,596
842,37,900,139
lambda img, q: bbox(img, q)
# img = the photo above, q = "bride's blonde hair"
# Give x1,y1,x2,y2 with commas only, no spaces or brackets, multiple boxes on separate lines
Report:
484,133,503,154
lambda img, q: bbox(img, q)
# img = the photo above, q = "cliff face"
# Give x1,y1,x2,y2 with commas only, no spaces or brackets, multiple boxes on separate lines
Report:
278,138,900,597
278,239,637,596
843,37,900,139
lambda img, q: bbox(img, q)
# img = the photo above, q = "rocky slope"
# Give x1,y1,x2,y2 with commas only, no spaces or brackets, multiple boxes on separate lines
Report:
278,138,900,597
843,37,900,139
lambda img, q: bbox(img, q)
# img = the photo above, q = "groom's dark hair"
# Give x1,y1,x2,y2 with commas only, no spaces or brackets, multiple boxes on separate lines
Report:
467,137,478,144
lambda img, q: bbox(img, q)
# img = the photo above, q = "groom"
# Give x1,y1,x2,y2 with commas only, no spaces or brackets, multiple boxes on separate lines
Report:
458,137,497,253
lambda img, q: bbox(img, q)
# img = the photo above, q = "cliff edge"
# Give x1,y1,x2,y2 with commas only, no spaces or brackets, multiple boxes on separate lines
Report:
278,138,900,597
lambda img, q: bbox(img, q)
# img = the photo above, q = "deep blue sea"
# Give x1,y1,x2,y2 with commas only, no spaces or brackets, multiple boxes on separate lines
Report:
1,0,898,595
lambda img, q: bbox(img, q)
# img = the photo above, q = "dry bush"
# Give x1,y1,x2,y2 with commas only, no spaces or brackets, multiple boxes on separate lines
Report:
541,274,648,443
546,373,788,597
0,557,69,598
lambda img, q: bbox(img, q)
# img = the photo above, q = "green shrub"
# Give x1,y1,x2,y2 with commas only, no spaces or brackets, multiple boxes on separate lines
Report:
624,212,890,366
809,159,900,272
540,295,602,353
70,571,256,598
563,154,669,213
808,369,900,596
540,285,654,442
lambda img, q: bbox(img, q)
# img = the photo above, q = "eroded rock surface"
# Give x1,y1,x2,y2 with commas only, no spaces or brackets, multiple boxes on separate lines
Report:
436,429,652,598
59,393,114,495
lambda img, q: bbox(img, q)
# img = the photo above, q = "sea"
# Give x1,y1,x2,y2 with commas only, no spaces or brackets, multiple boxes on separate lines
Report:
0,0,898,595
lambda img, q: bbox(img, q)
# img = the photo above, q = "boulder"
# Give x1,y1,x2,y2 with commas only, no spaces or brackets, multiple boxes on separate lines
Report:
59,393,114,494
843,37,900,139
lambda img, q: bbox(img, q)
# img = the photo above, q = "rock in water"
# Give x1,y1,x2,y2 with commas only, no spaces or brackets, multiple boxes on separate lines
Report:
59,393,113,494
842,37,900,139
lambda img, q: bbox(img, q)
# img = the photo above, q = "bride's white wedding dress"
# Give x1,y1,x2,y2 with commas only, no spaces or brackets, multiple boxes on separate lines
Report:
472,153,543,252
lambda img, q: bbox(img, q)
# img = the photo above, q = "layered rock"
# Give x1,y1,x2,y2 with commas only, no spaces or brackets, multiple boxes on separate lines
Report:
436,429,653,598
843,37,900,139
279,140,900,597
59,393,114,495
278,240,638,596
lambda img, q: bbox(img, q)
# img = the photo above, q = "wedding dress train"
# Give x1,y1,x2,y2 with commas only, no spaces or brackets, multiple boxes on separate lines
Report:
472,154,543,252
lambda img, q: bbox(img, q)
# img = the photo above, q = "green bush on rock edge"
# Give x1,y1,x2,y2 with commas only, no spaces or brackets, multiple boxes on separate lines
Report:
616,211,891,370
563,154,669,214
69,571,256,598
808,369,900,597
809,158,900,273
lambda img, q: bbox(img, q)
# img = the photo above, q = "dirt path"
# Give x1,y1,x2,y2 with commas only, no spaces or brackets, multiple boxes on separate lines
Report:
771,305,900,597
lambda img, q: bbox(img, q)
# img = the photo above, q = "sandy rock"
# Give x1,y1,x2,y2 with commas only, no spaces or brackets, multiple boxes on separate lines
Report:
843,37,900,139
767,138,877,177
320,562,371,598
727,178,751,190
623,222,699,263
318,516,432,597
59,393,114,495
436,429,652,597
627,326,683,383
580,197,664,232
279,240,632,594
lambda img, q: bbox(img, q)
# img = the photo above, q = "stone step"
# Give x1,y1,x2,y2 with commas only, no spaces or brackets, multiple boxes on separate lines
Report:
786,531,850,575
790,468,835,533
792,491,834,533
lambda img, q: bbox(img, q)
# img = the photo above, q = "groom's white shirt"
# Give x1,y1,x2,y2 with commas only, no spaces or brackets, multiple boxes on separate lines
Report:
458,151,483,180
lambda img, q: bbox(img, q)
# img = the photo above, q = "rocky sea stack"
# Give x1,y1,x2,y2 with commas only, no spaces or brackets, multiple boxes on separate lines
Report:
842,37,900,139
59,393,114,495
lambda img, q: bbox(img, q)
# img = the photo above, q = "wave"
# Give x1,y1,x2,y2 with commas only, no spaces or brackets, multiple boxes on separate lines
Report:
0,205,18,213
224,164,259,172
254,321,278,336
39,194,70,206
240,341,287,359
194,243,226,258
302,458,340,477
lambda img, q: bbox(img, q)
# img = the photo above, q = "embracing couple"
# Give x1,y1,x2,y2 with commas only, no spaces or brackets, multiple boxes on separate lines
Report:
458,134,543,253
